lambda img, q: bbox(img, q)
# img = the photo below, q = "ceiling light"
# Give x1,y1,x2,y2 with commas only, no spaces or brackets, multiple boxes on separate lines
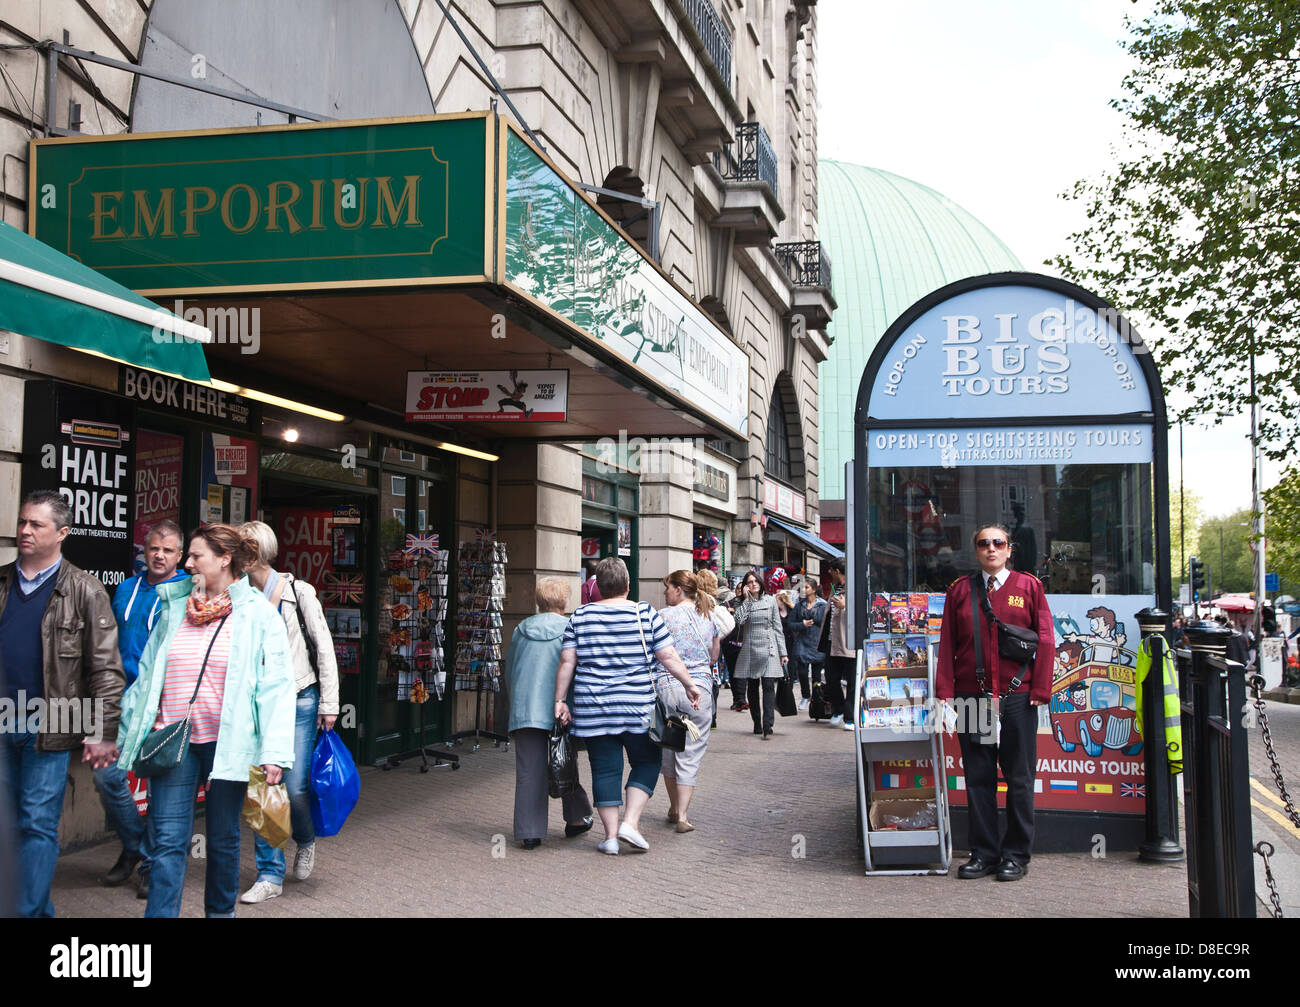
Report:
209,379,345,422
433,440,499,462
283,427,300,443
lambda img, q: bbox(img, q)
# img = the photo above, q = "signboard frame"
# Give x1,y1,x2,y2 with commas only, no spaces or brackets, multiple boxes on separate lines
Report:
852,272,1173,853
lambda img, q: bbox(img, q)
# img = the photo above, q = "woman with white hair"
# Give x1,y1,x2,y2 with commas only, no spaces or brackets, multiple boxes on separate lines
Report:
505,576,594,848
236,520,340,904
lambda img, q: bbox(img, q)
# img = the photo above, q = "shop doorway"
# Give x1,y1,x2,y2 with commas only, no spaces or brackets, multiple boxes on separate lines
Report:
261,476,370,760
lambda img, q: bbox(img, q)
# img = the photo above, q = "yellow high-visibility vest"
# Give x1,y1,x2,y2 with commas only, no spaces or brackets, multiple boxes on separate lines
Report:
1135,636,1183,774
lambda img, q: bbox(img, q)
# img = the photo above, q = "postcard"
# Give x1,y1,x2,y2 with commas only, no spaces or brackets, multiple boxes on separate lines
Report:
865,639,889,671
928,594,945,634
870,594,891,633
889,594,909,633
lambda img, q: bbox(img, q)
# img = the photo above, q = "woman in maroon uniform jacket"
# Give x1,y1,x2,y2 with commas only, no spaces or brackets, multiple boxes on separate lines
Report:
936,523,1054,882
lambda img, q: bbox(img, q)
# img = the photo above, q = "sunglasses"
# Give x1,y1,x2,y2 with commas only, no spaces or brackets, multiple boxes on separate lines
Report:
976,538,1007,549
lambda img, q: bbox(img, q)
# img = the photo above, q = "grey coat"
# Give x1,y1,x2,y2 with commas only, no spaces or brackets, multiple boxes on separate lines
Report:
731,595,788,679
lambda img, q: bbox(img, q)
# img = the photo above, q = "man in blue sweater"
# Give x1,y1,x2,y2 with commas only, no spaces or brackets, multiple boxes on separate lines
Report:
99,519,188,896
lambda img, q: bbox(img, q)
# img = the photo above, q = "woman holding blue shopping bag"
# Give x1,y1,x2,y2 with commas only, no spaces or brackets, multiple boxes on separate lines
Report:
237,521,340,905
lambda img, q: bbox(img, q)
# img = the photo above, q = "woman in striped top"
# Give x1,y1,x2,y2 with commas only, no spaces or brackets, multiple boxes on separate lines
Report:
115,524,295,917
555,557,701,855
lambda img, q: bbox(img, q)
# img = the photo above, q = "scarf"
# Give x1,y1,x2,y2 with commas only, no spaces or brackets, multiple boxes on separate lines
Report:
187,587,233,625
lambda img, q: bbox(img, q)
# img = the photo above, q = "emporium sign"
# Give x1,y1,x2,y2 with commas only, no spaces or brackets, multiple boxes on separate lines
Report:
29,113,490,293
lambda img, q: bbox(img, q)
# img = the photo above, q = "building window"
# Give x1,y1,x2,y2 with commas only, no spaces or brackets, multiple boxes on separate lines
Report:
765,387,791,483
391,475,407,496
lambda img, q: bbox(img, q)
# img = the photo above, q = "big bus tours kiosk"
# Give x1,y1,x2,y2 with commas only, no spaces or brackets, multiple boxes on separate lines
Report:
851,272,1172,855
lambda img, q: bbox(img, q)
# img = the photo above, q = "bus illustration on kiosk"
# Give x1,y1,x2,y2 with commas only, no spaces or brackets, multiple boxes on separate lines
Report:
1049,644,1143,759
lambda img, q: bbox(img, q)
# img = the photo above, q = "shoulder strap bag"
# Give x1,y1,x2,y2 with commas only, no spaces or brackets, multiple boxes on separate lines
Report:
634,603,689,752
287,576,320,677
134,613,230,778
970,573,1038,701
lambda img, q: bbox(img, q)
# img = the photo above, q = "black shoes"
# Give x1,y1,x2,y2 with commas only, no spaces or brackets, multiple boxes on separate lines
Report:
752,725,763,735
957,854,999,879
762,728,773,740
102,850,141,887
521,838,542,850
136,868,150,900
996,858,1028,882
564,817,594,838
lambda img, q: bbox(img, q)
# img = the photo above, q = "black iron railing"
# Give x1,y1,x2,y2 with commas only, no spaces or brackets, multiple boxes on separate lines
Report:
713,122,779,200
1177,622,1256,917
681,0,732,92
775,240,832,292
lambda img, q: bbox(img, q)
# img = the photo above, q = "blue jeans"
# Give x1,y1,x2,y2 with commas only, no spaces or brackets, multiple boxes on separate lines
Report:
145,741,247,918
254,684,318,883
585,731,661,807
2,730,70,917
93,763,150,872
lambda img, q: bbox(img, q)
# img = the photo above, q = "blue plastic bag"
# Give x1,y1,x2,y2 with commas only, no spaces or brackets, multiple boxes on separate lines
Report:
309,730,361,837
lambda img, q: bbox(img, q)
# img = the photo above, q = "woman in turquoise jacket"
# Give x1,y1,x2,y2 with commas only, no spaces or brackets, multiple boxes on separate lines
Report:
505,576,592,849
116,524,295,917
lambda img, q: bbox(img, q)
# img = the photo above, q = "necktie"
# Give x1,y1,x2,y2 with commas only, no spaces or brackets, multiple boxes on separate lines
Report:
987,576,998,596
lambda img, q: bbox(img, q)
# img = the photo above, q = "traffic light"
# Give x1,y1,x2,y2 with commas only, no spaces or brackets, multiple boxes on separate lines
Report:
1190,556,1206,596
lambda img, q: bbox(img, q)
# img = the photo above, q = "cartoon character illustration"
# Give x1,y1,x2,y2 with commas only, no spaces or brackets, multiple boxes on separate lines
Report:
1050,663,1143,758
1063,606,1131,666
496,369,533,418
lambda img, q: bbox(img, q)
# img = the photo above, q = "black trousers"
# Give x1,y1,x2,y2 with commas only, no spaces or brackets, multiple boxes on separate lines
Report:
823,656,855,719
745,679,777,731
792,658,823,699
955,692,1038,864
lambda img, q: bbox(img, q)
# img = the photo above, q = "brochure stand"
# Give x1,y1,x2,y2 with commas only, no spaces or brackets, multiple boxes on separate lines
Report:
853,640,952,875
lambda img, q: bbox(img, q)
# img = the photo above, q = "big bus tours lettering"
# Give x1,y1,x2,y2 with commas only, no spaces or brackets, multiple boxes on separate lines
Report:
939,312,1070,397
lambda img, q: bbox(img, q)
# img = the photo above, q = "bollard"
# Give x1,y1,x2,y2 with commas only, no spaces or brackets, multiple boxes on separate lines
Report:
1182,620,1234,917
1135,607,1183,862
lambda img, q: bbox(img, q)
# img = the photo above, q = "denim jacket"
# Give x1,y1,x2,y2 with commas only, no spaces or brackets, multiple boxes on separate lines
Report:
115,575,296,782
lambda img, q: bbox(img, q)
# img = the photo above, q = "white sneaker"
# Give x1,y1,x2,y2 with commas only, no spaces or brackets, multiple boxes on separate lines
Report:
597,838,620,855
842,719,856,731
798,698,810,711
240,880,283,904
829,715,844,727
617,822,649,851
292,842,316,881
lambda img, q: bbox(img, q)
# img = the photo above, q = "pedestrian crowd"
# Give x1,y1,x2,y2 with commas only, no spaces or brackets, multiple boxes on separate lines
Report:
507,554,855,855
1,491,340,918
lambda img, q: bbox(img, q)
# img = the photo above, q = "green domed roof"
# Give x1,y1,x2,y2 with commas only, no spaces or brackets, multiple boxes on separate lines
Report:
817,160,1023,499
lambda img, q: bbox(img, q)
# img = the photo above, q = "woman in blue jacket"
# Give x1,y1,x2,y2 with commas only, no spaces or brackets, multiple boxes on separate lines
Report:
116,523,295,917
505,577,593,848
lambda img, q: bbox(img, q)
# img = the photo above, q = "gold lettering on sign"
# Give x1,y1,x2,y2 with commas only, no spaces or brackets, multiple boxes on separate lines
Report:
130,188,176,238
264,180,303,234
220,183,260,234
90,190,125,240
182,186,218,236
308,178,327,231
373,175,422,228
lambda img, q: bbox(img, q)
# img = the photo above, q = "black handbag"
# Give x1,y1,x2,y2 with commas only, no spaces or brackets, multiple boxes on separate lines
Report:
632,603,689,752
134,614,230,778
547,718,579,797
973,573,1039,665
776,674,798,717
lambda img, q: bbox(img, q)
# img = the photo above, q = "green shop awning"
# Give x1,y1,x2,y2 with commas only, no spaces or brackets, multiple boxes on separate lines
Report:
0,221,210,382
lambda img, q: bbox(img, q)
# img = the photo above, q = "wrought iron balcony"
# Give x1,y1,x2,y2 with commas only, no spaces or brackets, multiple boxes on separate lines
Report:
713,122,779,200
775,240,832,291
681,0,732,93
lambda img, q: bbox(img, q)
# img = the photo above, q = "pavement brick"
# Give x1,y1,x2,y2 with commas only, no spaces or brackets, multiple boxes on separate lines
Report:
50,702,1189,917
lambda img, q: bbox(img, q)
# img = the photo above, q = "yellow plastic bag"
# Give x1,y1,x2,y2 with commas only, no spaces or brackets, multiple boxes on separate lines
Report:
242,765,291,849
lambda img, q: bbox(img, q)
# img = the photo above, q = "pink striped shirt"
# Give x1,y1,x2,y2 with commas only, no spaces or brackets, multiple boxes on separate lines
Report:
154,617,233,744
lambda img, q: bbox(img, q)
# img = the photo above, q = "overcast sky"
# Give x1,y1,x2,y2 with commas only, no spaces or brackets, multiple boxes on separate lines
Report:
816,1,1275,520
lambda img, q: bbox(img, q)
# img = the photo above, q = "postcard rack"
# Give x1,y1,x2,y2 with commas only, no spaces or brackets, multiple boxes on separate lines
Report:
853,640,952,876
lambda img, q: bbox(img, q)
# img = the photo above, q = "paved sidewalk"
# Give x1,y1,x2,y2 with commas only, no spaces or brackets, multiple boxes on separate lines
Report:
51,702,1187,917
